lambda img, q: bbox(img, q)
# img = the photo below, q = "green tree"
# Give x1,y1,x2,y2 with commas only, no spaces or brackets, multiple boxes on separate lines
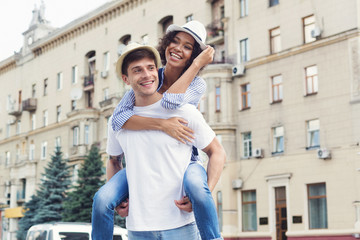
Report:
17,146,71,239
16,194,41,240
63,144,105,222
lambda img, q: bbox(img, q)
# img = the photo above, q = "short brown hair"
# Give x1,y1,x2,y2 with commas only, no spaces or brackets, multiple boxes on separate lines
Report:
122,49,158,76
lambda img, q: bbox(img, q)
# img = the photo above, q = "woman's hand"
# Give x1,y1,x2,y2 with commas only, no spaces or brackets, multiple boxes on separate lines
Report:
161,117,195,144
193,45,215,68
174,196,193,212
115,198,129,217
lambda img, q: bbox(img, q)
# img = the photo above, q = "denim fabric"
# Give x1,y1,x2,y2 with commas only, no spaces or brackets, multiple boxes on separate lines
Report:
184,161,223,240
128,222,200,240
91,162,222,240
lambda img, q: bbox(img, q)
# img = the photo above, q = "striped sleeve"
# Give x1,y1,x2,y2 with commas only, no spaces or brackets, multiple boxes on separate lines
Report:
161,76,206,109
111,89,136,131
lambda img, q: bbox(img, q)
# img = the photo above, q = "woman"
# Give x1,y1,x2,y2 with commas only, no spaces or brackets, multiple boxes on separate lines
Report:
94,21,222,240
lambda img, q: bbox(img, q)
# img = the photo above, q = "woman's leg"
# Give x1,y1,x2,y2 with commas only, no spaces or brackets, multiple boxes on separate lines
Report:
91,168,129,240
183,161,223,240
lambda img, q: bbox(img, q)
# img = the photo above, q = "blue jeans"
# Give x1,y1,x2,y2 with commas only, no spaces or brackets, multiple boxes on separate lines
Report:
128,222,200,240
91,161,222,240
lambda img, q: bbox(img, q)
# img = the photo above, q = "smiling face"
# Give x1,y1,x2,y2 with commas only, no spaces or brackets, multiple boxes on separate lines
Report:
165,32,195,69
122,57,159,99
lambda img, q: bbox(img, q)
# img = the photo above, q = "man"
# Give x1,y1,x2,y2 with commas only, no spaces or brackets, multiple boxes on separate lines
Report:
92,42,226,240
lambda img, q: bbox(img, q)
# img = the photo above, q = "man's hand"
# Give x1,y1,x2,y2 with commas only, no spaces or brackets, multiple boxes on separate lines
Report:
174,196,193,212
162,117,194,144
115,199,129,217
193,45,215,68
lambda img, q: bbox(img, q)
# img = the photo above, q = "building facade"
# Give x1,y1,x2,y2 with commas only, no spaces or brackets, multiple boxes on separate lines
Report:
0,0,359,239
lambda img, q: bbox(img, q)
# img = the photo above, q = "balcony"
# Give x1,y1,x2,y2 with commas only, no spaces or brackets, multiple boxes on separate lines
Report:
8,104,22,116
99,93,121,109
206,19,225,45
84,75,94,91
22,98,37,111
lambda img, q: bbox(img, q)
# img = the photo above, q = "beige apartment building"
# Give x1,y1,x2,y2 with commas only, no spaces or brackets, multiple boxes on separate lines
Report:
0,0,359,239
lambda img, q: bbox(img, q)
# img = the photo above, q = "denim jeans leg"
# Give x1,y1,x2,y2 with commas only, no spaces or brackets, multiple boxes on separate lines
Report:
183,162,223,240
91,168,129,240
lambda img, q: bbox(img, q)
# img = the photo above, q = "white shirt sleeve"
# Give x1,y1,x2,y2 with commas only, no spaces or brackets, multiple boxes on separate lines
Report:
186,106,216,150
106,116,124,156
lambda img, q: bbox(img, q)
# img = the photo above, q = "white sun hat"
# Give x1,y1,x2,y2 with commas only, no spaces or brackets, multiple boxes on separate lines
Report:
115,42,162,78
166,20,207,50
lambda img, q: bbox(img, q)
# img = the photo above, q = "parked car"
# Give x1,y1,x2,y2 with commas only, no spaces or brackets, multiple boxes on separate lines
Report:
25,222,127,240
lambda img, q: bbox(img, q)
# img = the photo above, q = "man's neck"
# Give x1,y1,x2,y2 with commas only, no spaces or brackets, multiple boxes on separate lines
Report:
134,92,162,107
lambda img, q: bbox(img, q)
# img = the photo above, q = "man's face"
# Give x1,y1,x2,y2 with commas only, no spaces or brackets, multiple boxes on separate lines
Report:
122,57,158,97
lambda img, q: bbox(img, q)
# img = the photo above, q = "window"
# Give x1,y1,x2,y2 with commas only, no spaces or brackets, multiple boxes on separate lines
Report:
6,123,10,138
31,113,36,130
56,105,61,123
118,35,131,56
43,78,48,96
185,14,193,22
242,132,252,158
217,191,223,231
43,110,48,127
29,143,35,161
269,0,279,7
160,16,173,34
271,75,283,103
307,119,320,149
103,51,110,72
71,100,76,111
103,88,109,100
241,84,251,109
32,84,36,98
240,38,249,63
240,0,248,17
16,145,20,162
215,86,221,112
72,65,78,84
308,183,328,229
16,120,21,134
73,126,80,146
272,126,284,153
5,151,11,166
270,27,281,54
57,72,63,90
303,15,316,43
242,190,257,231
84,125,90,145
19,178,26,200
55,136,61,148
305,65,318,95
41,141,47,160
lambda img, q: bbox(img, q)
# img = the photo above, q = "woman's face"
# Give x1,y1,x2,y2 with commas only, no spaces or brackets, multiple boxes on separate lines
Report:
165,32,195,69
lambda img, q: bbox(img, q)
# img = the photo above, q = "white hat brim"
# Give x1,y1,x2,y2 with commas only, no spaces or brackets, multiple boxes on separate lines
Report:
166,25,207,50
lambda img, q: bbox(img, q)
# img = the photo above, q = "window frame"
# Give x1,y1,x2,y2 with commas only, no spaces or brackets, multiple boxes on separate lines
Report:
271,74,283,103
239,38,249,63
240,83,251,110
73,126,80,146
242,132,252,158
41,141,47,160
240,0,249,18
307,183,328,229
270,27,281,54
72,65,78,84
303,15,316,43
215,86,221,112
272,126,284,154
242,190,257,231
57,72,63,90
305,65,318,95
306,119,320,149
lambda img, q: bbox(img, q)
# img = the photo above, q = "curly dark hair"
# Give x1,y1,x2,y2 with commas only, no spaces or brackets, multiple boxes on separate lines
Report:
157,31,203,75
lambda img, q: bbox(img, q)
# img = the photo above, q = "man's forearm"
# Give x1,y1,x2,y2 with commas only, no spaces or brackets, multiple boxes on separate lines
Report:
106,155,124,181
203,138,226,192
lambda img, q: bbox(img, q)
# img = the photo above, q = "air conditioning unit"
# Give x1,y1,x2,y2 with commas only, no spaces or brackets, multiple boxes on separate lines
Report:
252,148,264,158
317,148,331,159
311,27,322,39
232,64,245,77
101,71,108,78
232,179,243,190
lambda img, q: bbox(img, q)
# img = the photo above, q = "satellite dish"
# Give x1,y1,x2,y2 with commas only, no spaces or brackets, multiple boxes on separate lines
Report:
70,88,83,100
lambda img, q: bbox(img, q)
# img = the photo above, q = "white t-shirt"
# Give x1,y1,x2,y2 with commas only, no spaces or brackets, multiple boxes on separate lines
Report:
107,100,215,231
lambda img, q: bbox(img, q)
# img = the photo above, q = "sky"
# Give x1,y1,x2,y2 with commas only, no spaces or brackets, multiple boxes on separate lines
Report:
0,0,110,61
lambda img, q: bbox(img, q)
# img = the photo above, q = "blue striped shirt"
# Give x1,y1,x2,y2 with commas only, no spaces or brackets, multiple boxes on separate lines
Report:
111,67,206,132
